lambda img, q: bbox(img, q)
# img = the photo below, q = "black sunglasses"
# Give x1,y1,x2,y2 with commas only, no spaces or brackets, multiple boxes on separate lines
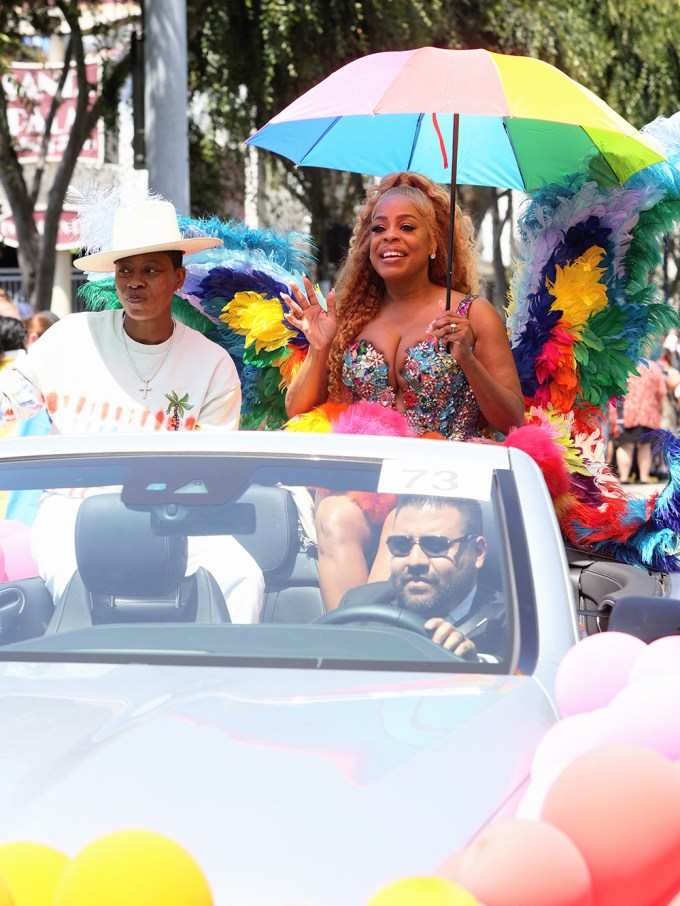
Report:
386,533,476,558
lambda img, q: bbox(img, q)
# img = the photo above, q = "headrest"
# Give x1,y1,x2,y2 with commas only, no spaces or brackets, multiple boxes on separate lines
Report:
231,485,299,580
75,493,188,596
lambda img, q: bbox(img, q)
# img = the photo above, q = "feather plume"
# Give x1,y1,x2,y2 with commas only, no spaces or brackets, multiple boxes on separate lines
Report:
507,178,677,415
284,402,347,434
177,215,316,275
332,400,413,437
220,291,298,353
68,182,167,258
502,423,572,500
278,346,307,389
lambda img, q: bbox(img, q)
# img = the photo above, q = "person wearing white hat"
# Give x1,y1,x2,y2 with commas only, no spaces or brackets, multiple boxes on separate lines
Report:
0,197,264,623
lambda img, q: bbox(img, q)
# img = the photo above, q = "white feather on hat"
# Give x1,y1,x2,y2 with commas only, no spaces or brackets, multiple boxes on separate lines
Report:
69,184,222,272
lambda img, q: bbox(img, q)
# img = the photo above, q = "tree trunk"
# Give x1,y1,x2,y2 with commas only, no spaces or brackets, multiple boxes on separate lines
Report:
15,233,39,307
0,3,132,309
34,223,59,311
491,192,510,310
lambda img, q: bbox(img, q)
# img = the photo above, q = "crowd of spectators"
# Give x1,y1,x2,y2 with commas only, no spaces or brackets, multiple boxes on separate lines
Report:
607,331,680,484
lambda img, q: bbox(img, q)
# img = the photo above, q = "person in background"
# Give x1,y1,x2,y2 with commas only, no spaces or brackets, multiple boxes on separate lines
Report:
0,315,28,440
0,316,29,514
653,334,680,479
658,333,680,430
0,288,21,321
615,356,667,484
605,400,618,468
24,310,59,346
14,313,59,444
0,316,28,371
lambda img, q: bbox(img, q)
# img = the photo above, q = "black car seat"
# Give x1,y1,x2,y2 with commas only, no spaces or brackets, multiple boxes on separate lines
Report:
230,484,324,623
47,492,230,633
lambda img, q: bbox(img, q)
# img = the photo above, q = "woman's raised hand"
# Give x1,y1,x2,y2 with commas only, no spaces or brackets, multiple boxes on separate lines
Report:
282,275,337,350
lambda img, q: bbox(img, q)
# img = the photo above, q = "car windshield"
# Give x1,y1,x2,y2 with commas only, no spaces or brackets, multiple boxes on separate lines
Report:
0,447,536,675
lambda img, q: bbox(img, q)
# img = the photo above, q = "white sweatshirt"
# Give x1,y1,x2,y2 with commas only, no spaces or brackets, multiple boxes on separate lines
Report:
2,309,241,433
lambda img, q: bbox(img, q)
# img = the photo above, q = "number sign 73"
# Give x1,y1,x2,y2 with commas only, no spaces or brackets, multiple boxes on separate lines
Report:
378,459,493,500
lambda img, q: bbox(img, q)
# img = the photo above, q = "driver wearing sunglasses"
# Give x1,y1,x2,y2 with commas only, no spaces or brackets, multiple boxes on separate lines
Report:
338,495,507,660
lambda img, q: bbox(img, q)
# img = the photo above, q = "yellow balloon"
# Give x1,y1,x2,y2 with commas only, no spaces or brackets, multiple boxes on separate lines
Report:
366,876,480,906
0,843,68,906
0,873,15,906
51,830,212,906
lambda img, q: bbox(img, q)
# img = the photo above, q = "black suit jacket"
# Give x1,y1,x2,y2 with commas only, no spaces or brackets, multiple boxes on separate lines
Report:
338,580,508,660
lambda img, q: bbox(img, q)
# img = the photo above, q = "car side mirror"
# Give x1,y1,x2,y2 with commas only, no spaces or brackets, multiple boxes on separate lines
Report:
608,596,680,642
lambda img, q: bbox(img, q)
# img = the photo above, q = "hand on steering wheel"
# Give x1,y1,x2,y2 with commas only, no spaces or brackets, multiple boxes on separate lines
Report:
313,604,470,661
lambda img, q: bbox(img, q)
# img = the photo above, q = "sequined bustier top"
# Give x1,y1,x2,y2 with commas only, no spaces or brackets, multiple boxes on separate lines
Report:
342,294,481,440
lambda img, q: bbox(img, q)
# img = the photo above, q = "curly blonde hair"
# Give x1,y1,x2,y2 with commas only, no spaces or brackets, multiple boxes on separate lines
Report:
327,172,480,400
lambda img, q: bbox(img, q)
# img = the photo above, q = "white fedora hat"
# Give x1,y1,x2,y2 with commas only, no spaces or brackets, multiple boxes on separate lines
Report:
74,199,222,272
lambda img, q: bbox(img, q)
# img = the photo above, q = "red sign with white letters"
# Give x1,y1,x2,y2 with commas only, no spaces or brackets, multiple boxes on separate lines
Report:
0,206,80,251
3,62,103,163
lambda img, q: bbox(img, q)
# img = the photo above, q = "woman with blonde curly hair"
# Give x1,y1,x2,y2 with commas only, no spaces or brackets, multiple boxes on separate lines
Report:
283,171,524,609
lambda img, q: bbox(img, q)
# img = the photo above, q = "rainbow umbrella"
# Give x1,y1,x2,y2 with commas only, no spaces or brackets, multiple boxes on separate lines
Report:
246,47,664,303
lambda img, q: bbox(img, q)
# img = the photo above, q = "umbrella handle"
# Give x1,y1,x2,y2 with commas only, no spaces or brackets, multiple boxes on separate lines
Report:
445,113,460,312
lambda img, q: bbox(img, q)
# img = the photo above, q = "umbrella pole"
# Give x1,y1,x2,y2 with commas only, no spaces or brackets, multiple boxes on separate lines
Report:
445,113,459,312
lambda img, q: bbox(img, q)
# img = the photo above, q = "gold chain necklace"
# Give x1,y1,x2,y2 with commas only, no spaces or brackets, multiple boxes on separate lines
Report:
121,316,176,399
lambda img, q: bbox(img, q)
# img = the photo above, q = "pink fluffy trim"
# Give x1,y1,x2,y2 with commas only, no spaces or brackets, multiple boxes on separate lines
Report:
331,401,413,437
502,424,572,500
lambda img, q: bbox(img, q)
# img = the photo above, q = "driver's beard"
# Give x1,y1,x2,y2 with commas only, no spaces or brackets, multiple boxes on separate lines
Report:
391,575,452,619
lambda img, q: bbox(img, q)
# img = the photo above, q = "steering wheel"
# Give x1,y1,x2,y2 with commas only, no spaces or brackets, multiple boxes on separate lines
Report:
313,604,431,637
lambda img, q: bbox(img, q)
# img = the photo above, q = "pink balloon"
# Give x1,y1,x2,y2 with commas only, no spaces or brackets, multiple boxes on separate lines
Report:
555,632,646,717
0,521,38,580
444,819,593,906
603,676,680,760
433,849,465,882
530,710,606,778
516,763,569,820
541,744,680,906
631,636,680,683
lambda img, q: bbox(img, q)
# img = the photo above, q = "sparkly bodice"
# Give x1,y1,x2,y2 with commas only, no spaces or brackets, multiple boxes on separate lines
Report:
342,294,481,440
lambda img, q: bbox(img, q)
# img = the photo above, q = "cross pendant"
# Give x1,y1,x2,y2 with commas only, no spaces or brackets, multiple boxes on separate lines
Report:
140,381,151,398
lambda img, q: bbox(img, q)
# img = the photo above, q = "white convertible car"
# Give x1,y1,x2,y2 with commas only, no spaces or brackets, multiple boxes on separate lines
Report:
0,432,675,905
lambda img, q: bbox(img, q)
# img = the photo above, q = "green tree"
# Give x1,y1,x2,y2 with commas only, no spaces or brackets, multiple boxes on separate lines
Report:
186,0,680,300
484,0,680,305
484,0,680,126
186,0,453,279
0,1,135,309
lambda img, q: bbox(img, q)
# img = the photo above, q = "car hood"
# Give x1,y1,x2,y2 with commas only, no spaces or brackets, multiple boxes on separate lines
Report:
0,661,556,905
